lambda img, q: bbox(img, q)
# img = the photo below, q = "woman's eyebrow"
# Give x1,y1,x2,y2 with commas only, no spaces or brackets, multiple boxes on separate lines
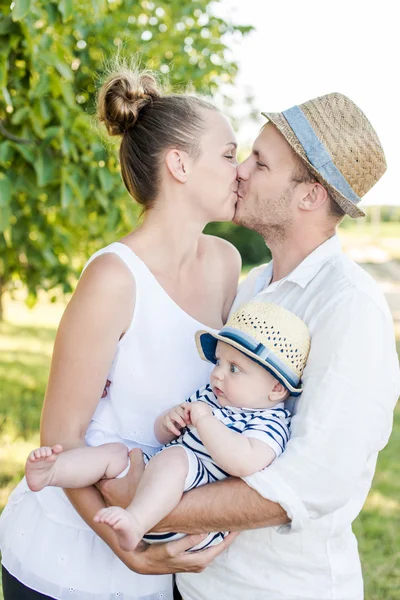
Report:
226,142,238,148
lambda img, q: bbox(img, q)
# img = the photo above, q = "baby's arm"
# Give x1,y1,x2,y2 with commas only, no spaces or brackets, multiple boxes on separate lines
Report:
189,403,276,478
154,403,190,445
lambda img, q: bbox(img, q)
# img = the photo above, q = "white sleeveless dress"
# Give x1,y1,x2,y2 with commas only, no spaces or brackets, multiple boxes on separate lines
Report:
0,242,216,600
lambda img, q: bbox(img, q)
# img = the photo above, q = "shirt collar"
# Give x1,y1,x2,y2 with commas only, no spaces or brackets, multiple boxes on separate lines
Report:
255,235,342,294
223,402,285,414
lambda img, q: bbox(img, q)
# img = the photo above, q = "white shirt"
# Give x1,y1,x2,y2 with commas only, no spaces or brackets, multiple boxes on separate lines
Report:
177,235,400,600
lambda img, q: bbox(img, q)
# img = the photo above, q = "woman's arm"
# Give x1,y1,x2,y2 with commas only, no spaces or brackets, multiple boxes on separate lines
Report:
40,254,135,449
40,253,140,568
189,404,276,477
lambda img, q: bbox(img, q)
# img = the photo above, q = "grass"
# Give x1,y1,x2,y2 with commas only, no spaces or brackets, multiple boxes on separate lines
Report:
0,222,399,599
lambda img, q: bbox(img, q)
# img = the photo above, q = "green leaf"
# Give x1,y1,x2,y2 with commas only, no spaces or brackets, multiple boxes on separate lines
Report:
26,289,38,309
98,167,114,193
11,106,29,125
0,55,7,89
31,73,50,99
15,143,36,164
0,175,12,233
0,175,11,206
35,149,58,187
1,86,13,108
61,168,73,209
59,0,73,22
44,126,61,140
60,82,76,109
39,98,52,123
0,142,14,165
12,0,31,21
44,2,59,26
42,53,73,82
0,16,16,36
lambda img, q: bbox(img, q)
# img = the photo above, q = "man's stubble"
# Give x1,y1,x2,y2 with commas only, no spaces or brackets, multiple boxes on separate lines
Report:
235,184,295,247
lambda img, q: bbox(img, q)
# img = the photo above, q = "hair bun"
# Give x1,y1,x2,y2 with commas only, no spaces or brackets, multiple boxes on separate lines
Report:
98,69,161,136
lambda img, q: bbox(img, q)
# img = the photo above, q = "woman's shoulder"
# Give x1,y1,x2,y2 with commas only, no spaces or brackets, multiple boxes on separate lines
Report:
199,234,242,273
77,250,136,309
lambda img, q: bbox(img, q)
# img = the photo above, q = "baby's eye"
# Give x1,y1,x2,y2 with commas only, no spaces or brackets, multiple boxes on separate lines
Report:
230,364,240,373
215,358,220,366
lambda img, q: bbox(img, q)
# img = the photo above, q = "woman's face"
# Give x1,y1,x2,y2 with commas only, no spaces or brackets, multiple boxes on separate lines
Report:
186,109,239,222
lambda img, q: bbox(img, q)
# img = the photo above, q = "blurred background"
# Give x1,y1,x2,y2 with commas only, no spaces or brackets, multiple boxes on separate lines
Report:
0,0,399,598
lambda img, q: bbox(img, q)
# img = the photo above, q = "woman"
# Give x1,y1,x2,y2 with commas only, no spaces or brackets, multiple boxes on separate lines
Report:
0,66,241,599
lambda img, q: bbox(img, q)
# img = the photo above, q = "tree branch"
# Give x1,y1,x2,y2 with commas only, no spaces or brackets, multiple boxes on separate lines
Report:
0,120,35,144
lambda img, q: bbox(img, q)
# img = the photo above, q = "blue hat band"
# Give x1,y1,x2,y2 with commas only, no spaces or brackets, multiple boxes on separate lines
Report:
282,105,361,206
201,326,301,392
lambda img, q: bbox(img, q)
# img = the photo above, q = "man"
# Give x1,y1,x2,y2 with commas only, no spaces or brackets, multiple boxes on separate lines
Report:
102,93,400,599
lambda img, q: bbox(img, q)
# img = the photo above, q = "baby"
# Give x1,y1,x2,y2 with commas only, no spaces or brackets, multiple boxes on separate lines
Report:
26,301,310,552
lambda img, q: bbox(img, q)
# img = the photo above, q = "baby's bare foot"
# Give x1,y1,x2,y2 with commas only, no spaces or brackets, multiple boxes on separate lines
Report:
25,445,63,492
94,506,143,551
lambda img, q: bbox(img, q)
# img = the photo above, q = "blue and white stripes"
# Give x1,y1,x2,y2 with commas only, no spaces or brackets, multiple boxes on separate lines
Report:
143,384,291,551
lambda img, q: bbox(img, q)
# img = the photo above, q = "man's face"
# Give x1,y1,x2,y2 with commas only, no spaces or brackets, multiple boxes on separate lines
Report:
234,123,301,242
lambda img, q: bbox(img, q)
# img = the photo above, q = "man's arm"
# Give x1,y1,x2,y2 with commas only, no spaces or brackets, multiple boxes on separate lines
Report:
154,477,289,534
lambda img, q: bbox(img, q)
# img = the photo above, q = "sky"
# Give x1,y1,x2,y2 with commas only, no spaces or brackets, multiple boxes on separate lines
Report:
214,0,400,206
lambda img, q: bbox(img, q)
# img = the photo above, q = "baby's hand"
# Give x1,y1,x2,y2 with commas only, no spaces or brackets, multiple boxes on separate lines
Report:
187,402,213,427
162,403,190,437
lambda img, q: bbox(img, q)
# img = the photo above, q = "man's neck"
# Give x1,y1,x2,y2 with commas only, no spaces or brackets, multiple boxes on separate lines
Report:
268,228,336,283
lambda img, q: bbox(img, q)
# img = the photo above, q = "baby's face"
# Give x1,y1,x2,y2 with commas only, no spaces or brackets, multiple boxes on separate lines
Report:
210,341,289,410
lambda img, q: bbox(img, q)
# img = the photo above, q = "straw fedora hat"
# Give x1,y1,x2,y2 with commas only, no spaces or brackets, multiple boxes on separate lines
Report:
262,92,387,218
196,302,311,397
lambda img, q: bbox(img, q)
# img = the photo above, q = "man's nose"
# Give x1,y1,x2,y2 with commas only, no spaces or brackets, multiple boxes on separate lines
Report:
237,156,250,181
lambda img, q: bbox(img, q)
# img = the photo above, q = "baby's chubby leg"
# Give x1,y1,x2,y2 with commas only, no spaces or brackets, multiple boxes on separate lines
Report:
95,446,189,552
25,443,129,492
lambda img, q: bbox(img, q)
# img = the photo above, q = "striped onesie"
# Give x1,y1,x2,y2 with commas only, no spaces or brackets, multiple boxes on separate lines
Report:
144,384,291,551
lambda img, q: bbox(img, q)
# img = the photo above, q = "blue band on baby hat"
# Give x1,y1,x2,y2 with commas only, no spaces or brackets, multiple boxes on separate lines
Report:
282,105,361,205
219,327,300,389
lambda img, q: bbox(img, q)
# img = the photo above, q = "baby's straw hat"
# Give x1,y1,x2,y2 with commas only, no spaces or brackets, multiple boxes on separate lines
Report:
263,92,387,218
196,302,311,397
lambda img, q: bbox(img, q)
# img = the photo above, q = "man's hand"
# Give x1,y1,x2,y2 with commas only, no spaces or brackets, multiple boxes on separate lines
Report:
162,403,191,437
187,402,213,428
131,531,239,574
96,448,145,508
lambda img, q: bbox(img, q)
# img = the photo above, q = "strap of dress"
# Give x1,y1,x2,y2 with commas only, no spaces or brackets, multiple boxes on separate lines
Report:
81,242,144,281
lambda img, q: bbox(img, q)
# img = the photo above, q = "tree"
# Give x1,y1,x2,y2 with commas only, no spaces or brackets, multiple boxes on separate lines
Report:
0,0,258,319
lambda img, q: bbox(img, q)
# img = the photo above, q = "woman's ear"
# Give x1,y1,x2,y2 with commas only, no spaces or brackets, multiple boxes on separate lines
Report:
165,149,188,183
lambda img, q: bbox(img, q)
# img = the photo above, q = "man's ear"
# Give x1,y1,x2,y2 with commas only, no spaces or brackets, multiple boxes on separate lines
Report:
165,149,189,183
298,182,329,212
269,381,290,402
